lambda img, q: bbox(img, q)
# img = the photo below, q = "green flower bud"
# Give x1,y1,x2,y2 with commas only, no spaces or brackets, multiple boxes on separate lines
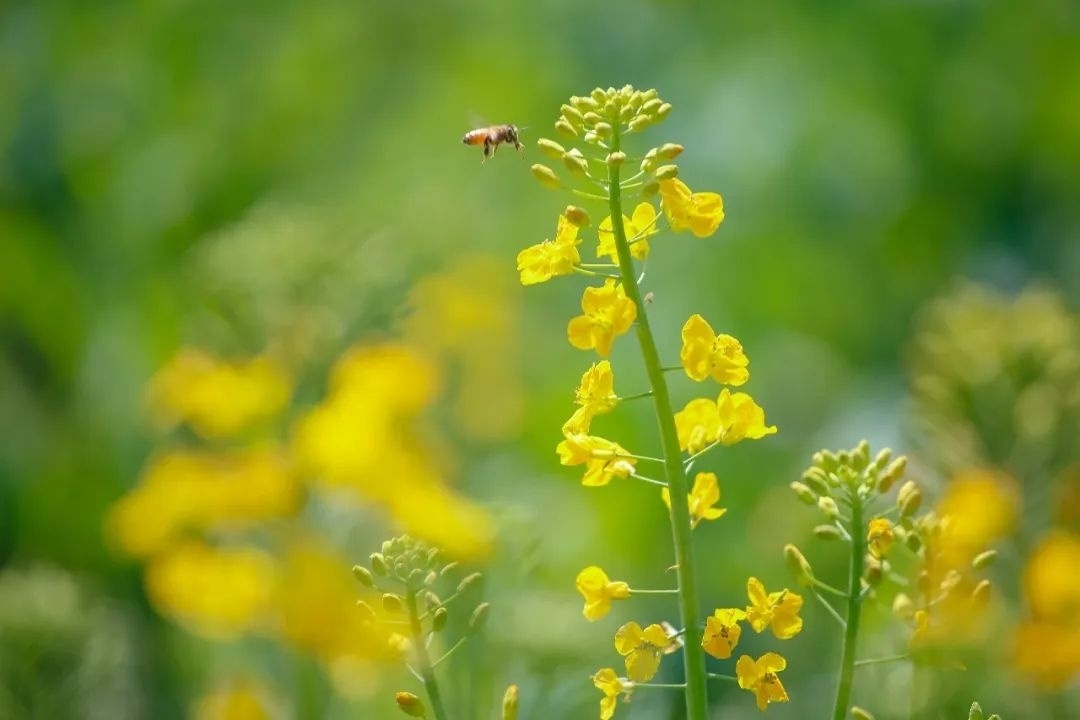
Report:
382,593,404,614
469,602,491,633
458,572,483,594
582,131,599,145
424,570,438,586
502,685,519,720
431,607,448,632
619,104,634,123
554,118,578,137
627,115,651,133
871,447,892,472
657,143,684,160
892,593,914,619
878,456,907,493
815,450,839,472
802,468,831,496
851,707,875,720
905,532,923,554
655,102,673,120
530,164,562,189
370,553,388,576
897,480,922,517
395,692,427,718
852,440,870,470
560,104,584,125
818,496,840,519
790,481,818,505
640,98,663,116
424,590,442,608
640,148,660,174
582,111,603,126
654,164,679,180
562,150,589,175
864,555,883,586
590,88,606,104
408,568,424,586
813,524,844,541
440,561,460,577
784,544,815,586
353,565,375,588
606,151,626,167
971,579,991,608
968,702,984,720
594,121,613,139
972,550,998,569
564,205,591,228
536,138,566,159
641,179,660,197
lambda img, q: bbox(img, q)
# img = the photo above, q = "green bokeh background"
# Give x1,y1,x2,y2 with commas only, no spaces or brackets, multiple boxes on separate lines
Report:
2,0,1078,718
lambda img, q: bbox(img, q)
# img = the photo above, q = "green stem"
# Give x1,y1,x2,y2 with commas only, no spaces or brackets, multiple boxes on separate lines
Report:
405,589,450,720
854,654,910,668
831,492,865,720
607,127,709,720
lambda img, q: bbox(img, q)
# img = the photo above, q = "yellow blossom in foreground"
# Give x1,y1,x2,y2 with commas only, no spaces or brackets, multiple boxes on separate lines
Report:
1024,531,1080,623
576,566,631,621
614,621,670,682
557,433,637,487
567,279,637,357
745,577,803,639
597,202,658,261
867,517,894,559
145,541,275,639
146,350,291,439
662,472,727,528
593,668,632,720
702,608,746,659
517,212,581,285
935,469,1016,566
194,678,274,720
658,178,725,238
563,361,619,435
736,652,790,711
680,314,749,385
674,390,776,452
1012,620,1080,689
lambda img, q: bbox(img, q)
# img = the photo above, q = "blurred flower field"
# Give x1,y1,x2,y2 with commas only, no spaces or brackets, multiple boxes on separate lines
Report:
1,2,1079,719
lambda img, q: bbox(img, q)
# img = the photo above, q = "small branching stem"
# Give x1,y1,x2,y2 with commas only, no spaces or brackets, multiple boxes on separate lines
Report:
404,588,450,720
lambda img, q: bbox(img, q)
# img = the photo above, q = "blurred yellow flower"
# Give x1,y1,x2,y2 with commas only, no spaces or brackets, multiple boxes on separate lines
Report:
593,668,631,720
745,577,803,639
567,279,637,357
194,679,275,720
658,178,724,238
146,350,290,439
662,472,727,528
517,212,581,285
576,566,630,621
144,541,274,639
557,433,637,486
867,517,894,559
679,315,749,385
1012,621,1080,689
736,652,789,711
563,361,619,435
701,608,746,659
674,390,776,452
935,469,1016,565
614,621,670,682
1024,531,1080,623
108,445,297,558
596,202,657,261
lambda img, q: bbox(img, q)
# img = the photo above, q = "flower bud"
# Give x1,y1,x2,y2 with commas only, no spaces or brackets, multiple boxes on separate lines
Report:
968,702,984,720
562,150,590,176
353,565,375,588
640,179,660,197
440,561,460,577
424,590,442,608
852,440,870,470
784,544,815,586
789,481,817,505
431,607,448,632
815,450,839,472
554,118,578,137
655,102,673,120
560,104,584,125
818,496,840,519
424,570,438,586
640,148,659,174
564,205,591,228
802,468,831,496
536,138,566,159
408,568,424,586
627,115,651,133
502,685,519,720
641,98,663,116
382,593,404,614
654,164,679,180
864,555,883,586
530,164,562,190
878,456,907,493
851,707,876,720
871,447,892,472
370,553,388,576
469,602,491,633
657,143,684,160
972,550,997,569
813,524,844,541
905,531,923,554
583,131,599,145
582,111,603,126
395,692,427,717
594,122,613,139
971,579,992,608
590,88,606,104
458,572,483,594
605,151,626,167
898,480,922,517
892,593,914,619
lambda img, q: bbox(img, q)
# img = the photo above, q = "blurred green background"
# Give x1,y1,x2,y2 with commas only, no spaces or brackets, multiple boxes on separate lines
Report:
2,0,1078,718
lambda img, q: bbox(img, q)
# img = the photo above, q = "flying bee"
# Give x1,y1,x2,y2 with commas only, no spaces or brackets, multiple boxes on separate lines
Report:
462,124,525,162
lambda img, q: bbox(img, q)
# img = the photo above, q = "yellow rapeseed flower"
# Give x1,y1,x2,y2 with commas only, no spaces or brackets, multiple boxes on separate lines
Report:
556,433,637,486
563,361,619,435
517,212,581,285
867,517,895,559
674,390,776,452
745,577,803,639
661,472,727,528
596,202,658,261
194,678,275,720
593,668,632,720
701,607,746,659
658,178,725,238
1024,530,1080,624
576,566,631,621
614,621,670,682
680,314,749,385
736,652,790,711
567,279,638,357
935,469,1016,566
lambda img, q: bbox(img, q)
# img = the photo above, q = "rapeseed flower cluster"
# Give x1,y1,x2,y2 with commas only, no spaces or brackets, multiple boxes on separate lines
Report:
520,86,788,718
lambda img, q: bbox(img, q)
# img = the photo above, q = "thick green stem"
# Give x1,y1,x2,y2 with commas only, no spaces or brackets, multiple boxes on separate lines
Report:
832,494,865,720
405,589,450,720
607,130,709,720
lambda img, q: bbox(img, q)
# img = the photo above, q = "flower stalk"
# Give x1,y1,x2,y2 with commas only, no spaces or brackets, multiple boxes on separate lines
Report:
832,489,865,720
405,586,451,720
606,125,710,720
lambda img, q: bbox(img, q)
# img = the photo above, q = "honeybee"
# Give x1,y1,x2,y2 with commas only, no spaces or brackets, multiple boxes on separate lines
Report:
462,124,524,162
